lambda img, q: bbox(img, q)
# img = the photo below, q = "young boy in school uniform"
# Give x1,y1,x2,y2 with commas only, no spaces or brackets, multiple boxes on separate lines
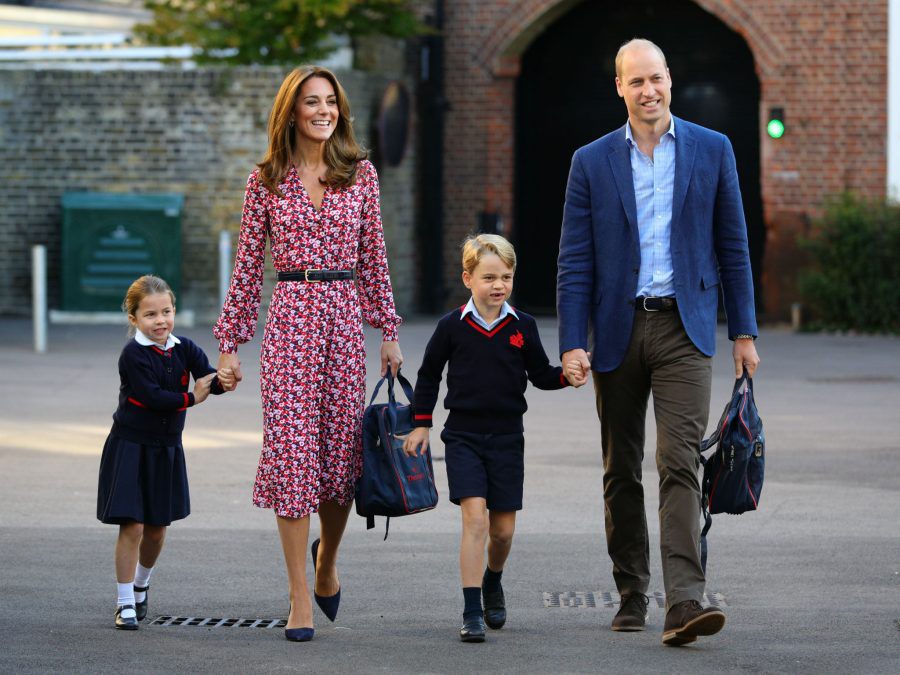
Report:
403,234,582,642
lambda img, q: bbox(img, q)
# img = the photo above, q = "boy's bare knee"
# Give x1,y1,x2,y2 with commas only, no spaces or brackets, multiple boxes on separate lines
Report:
489,529,514,548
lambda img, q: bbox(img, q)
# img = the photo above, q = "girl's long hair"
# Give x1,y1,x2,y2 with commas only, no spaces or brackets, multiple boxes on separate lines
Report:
257,66,367,197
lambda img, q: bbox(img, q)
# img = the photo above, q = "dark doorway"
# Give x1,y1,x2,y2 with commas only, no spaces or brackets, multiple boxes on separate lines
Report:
514,0,763,313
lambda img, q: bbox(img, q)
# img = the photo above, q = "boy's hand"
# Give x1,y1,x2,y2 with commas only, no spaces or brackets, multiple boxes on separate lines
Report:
400,427,430,457
563,350,591,387
193,373,215,404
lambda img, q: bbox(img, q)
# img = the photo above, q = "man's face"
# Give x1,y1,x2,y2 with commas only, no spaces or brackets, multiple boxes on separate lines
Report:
615,46,672,127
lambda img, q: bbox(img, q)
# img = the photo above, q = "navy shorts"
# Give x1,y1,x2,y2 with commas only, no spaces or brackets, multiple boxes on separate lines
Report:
440,428,524,511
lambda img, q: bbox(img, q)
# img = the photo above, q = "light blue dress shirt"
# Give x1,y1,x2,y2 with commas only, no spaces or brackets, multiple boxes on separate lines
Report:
461,298,518,330
626,117,676,298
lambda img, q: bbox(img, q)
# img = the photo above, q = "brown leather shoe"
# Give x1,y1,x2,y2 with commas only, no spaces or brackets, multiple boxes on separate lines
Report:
611,592,649,632
662,600,725,646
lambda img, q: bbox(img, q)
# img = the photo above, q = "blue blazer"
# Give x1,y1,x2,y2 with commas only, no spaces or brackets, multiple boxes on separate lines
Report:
557,116,757,372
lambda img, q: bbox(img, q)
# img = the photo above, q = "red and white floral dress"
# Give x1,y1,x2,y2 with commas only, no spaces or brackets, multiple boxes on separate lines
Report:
214,160,401,519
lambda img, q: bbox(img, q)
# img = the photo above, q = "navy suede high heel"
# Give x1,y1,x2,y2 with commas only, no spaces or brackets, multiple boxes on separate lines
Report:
284,603,314,642
311,538,341,622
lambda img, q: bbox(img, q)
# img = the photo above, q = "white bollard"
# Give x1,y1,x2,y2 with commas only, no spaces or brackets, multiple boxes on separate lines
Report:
218,230,232,310
32,244,47,353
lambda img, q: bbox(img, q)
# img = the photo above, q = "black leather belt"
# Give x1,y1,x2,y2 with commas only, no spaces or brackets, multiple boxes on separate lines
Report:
635,296,677,311
277,269,356,283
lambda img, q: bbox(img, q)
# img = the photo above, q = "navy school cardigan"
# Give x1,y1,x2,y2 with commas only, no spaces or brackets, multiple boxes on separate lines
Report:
110,336,224,445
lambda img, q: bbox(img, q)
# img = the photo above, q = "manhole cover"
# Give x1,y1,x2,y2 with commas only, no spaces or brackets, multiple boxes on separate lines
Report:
542,591,727,608
149,616,286,628
807,375,898,384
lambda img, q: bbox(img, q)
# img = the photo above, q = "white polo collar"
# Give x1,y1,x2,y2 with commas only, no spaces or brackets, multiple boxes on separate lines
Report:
135,330,180,350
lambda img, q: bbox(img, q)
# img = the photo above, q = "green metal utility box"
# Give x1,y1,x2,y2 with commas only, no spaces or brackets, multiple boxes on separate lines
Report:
61,193,183,312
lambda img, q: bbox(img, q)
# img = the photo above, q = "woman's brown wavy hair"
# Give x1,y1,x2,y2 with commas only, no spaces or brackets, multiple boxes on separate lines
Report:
257,66,367,197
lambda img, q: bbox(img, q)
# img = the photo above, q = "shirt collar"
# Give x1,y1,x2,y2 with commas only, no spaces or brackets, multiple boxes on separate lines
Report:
135,330,180,350
461,298,518,324
625,115,676,146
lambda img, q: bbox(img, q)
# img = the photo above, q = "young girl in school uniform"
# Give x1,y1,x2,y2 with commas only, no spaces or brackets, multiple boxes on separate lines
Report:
97,275,226,630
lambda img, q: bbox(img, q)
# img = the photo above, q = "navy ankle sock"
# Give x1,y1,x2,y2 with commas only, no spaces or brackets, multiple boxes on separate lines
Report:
483,566,503,593
463,586,483,619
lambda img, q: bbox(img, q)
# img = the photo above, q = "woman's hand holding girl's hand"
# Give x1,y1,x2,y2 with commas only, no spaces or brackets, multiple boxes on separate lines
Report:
218,367,236,391
401,427,430,457
216,353,243,391
193,373,216,404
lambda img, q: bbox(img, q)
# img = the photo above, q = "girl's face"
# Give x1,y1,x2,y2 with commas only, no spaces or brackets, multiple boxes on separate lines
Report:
462,253,514,317
129,292,175,346
293,76,339,145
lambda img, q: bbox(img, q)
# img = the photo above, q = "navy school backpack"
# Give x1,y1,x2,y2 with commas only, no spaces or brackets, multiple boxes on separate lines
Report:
356,370,439,539
698,373,765,570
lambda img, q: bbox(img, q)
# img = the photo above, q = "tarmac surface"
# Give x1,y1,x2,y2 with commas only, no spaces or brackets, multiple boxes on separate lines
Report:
1,317,898,673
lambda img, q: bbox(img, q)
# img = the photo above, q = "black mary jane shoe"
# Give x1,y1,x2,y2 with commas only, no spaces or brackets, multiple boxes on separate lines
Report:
133,585,149,621
482,583,506,630
459,615,486,643
115,605,139,631
311,538,341,622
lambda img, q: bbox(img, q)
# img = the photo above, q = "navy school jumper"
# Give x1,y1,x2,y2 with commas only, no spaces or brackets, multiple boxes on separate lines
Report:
110,337,224,445
412,307,569,434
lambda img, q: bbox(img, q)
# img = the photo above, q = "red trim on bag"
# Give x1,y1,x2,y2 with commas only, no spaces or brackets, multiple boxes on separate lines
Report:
465,316,513,338
746,477,758,508
127,397,146,408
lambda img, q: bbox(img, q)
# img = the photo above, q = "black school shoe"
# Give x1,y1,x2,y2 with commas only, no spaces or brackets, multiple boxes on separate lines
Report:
134,585,149,621
482,583,506,629
115,605,139,630
459,615,486,643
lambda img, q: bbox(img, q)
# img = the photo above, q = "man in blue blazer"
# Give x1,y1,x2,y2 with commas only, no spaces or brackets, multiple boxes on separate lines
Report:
557,38,760,646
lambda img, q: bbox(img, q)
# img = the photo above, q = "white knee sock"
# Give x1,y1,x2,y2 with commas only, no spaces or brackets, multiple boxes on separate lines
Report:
134,563,153,602
117,582,135,609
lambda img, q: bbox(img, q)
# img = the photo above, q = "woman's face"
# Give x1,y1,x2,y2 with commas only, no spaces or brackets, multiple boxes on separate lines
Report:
293,76,339,145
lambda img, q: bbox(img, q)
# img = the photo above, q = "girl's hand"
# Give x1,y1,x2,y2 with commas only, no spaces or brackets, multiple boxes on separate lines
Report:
401,427,430,457
193,373,215,404
380,340,403,377
218,367,236,391
217,353,243,391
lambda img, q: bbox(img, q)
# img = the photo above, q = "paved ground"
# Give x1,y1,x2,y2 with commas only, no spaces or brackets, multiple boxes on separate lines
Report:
0,317,898,673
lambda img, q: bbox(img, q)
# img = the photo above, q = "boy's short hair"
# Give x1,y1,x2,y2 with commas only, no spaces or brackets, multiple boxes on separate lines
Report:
461,234,516,274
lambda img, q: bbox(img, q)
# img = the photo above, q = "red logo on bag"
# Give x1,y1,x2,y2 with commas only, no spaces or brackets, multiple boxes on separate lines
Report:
509,331,524,348
407,465,424,482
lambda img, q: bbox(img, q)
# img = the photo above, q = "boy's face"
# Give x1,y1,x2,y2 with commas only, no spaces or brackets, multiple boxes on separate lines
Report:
462,253,514,316
129,292,175,346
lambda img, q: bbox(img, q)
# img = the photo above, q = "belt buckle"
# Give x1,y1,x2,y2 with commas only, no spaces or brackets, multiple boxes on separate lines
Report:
642,296,659,312
304,269,321,283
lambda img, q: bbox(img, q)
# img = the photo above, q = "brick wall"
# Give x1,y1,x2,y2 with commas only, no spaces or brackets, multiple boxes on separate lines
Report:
0,66,417,321
441,0,889,318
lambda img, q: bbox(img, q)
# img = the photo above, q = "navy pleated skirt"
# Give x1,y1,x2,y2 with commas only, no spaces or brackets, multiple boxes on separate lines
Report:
97,431,191,526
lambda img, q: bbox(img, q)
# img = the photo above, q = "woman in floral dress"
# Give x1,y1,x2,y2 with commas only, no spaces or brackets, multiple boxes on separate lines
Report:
214,66,403,641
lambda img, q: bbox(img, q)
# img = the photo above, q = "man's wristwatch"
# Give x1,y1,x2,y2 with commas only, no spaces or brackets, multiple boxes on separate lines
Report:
733,334,755,340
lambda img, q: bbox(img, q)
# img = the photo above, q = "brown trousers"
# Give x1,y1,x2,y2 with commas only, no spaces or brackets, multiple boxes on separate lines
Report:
592,308,712,609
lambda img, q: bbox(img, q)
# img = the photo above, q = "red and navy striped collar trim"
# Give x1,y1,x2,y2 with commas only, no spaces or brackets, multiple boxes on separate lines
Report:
459,305,517,338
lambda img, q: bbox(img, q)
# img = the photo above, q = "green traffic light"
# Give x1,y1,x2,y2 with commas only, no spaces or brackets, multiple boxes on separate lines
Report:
767,118,785,139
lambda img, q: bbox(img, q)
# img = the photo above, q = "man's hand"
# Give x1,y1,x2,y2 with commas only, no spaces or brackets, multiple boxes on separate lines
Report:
217,352,243,391
733,338,760,378
562,348,591,387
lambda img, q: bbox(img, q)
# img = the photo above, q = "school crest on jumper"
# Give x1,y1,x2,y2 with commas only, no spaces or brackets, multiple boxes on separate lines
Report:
509,331,524,348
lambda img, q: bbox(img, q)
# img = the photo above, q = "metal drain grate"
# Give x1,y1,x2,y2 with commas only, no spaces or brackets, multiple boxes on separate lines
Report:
149,616,287,628
542,591,727,609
